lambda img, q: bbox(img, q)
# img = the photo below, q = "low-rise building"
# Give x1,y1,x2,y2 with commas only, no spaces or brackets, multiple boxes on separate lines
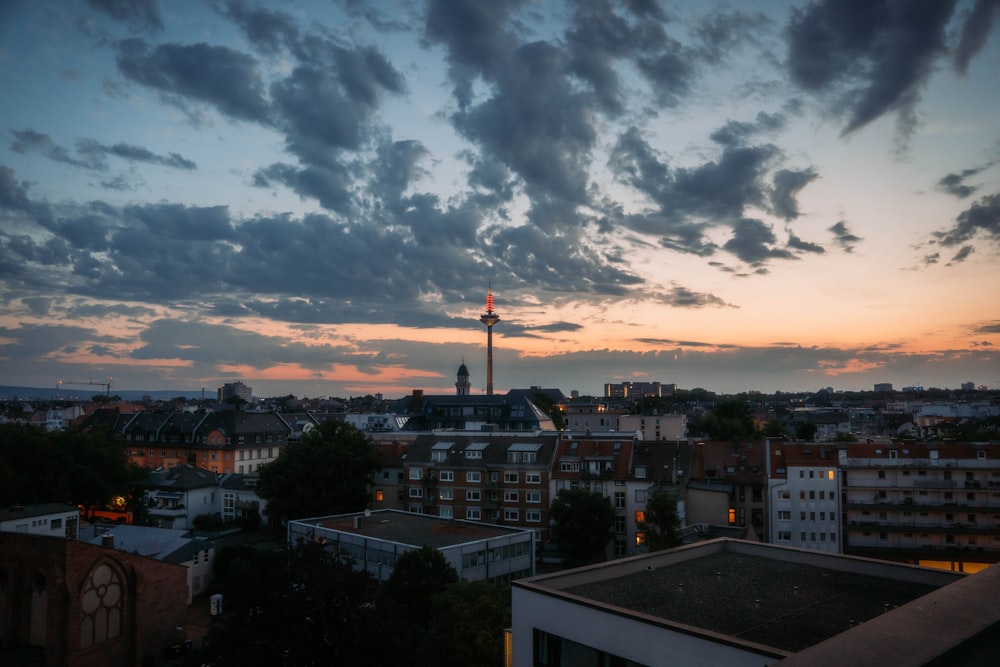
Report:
288,509,535,583
0,503,80,539
512,538,997,666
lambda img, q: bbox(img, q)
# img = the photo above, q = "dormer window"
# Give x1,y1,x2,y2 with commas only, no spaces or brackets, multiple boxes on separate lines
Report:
635,466,647,479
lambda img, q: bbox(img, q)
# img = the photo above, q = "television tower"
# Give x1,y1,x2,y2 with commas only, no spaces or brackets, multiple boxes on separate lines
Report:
479,284,500,395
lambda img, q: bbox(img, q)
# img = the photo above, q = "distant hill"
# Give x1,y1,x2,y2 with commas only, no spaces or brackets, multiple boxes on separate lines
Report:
0,385,207,402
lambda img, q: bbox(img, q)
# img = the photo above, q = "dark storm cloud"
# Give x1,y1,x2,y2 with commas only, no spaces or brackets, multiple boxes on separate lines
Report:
661,285,732,308
936,164,991,198
131,319,360,369
253,162,356,215
953,0,1000,76
771,168,819,220
0,165,33,211
608,126,796,266
10,130,196,172
220,0,300,55
829,221,862,252
85,0,162,32
787,233,825,254
785,0,958,136
65,302,157,319
946,245,974,265
723,218,794,265
122,203,234,241
710,112,787,147
933,192,1000,246
115,39,271,124
369,140,431,211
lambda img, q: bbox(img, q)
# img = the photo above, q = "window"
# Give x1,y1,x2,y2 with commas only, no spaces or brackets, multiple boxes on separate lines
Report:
525,473,541,484
635,466,647,478
504,472,518,483
51,518,63,530
778,511,791,520
80,564,123,647
634,510,646,523
439,471,454,482
504,509,519,521
439,506,453,519
560,462,580,472
878,470,886,479
728,508,736,525
375,490,384,502
778,490,790,500
635,532,646,546
614,491,625,509
614,516,626,533
409,468,422,480
526,491,541,503
409,488,423,498
777,531,791,541
466,450,483,459
466,509,481,520
467,471,481,483
467,490,481,502
978,450,987,460
504,490,519,502
526,510,541,522
635,490,646,502
439,488,453,500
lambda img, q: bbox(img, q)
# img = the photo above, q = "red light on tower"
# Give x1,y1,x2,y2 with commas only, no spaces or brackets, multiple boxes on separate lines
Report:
486,291,495,314
479,284,500,395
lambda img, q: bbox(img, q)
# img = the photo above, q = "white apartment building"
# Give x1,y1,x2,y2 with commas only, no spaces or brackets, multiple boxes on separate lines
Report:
766,441,842,553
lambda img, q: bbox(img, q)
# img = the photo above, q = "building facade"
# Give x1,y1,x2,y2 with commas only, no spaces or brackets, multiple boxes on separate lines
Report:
766,441,843,553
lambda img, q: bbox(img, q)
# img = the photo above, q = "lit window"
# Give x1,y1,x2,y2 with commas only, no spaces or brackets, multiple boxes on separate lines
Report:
634,511,646,523
728,508,736,524
375,490,384,502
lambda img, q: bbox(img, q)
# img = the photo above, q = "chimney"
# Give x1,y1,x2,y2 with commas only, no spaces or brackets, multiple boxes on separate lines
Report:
411,389,423,411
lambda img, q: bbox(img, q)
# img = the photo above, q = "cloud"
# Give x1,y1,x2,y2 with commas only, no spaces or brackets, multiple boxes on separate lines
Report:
946,245,974,265
953,0,1000,76
936,164,991,198
723,218,794,265
933,192,1000,247
829,221,862,252
787,233,825,254
10,130,197,174
219,0,300,56
85,0,162,32
115,39,271,124
771,167,819,220
785,0,958,137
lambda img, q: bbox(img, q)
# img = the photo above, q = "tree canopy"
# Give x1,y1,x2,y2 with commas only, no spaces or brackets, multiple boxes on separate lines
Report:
698,399,755,442
638,488,682,552
257,420,379,524
197,541,381,667
0,423,139,516
548,488,615,566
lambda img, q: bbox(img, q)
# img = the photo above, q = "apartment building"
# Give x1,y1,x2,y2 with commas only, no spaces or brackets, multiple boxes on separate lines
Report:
766,441,842,553
691,440,768,540
839,442,1000,572
401,433,558,543
616,413,686,441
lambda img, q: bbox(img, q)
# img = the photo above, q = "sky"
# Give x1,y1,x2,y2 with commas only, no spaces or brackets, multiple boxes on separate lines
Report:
1,0,999,400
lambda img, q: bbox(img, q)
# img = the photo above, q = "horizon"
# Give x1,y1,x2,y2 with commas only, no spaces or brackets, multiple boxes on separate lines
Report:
1,1,998,399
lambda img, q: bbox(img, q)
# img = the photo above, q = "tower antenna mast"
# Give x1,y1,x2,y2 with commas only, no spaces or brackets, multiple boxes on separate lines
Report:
479,282,500,396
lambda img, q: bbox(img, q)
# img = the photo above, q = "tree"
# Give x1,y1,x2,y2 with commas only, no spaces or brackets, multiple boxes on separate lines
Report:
637,488,682,552
195,541,381,667
0,423,138,516
700,399,755,443
378,546,509,667
549,488,615,566
795,421,818,442
257,420,379,524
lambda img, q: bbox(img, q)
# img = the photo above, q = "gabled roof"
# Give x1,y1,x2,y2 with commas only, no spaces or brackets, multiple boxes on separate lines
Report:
134,464,221,491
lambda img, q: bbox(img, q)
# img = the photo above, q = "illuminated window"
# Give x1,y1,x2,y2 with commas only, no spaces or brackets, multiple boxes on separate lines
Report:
375,490,384,502
634,511,646,523
635,532,646,546
728,508,736,524
828,470,835,480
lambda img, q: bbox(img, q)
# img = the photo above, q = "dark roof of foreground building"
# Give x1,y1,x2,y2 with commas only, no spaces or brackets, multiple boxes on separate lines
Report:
305,509,531,549
562,550,938,653
517,538,978,661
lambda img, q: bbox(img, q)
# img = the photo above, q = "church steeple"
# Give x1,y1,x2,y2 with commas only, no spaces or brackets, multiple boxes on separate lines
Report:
456,358,470,396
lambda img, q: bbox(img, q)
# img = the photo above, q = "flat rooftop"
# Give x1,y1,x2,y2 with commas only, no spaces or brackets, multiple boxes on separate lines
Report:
520,539,963,655
300,510,530,549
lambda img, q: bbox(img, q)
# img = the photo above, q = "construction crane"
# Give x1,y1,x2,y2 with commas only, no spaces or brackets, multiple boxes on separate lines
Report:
56,377,113,398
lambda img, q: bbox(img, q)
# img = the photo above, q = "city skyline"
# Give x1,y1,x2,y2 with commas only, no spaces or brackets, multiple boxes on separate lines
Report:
1,0,998,399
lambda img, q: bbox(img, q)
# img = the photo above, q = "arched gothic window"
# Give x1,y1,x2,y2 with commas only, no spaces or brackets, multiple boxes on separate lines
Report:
80,563,123,648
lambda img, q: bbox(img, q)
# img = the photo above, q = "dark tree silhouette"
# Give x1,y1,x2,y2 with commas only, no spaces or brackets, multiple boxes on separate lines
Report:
549,488,615,566
257,420,380,524
638,488,682,552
